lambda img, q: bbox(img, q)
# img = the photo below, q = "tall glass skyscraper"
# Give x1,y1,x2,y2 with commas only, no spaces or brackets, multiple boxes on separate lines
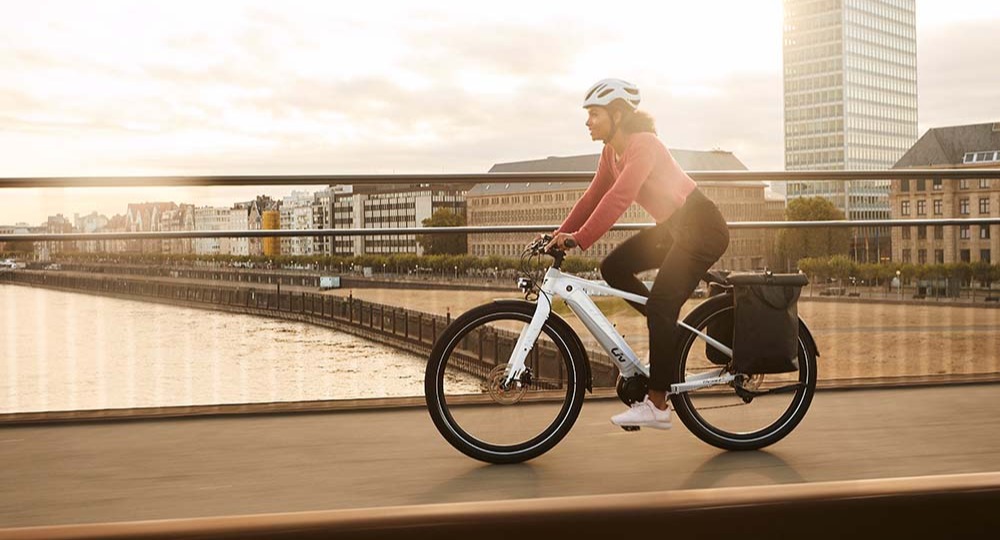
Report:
783,0,917,261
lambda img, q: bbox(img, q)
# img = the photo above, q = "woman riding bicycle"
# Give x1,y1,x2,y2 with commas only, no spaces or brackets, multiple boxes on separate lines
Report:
545,78,730,429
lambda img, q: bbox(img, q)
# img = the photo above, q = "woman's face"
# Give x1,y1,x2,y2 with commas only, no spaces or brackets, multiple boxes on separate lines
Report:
585,106,613,141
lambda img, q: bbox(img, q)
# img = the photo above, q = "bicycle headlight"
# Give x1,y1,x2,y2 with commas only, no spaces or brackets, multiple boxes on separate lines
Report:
517,277,533,292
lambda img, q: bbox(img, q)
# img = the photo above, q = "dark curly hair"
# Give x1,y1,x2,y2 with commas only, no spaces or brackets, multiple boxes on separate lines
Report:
607,100,657,135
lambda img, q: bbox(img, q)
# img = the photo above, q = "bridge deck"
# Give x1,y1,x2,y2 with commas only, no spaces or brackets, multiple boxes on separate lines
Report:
2,384,999,528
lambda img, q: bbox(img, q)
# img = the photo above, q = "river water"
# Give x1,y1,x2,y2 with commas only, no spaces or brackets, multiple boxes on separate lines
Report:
0,284,456,414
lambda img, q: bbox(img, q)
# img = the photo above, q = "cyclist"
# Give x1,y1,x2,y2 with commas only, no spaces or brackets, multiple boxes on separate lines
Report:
545,78,730,429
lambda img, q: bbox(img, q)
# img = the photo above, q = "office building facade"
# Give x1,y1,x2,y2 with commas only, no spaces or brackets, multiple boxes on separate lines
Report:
783,0,918,261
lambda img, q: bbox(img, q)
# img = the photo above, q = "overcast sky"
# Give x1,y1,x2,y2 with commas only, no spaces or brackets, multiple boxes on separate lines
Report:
2,0,1000,225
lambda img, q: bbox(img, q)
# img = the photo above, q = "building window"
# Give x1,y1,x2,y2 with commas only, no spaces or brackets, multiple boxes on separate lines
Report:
933,200,942,215
917,225,927,240
900,179,910,192
960,199,970,215
932,179,943,190
916,179,926,191
902,249,911,263
980,198,990,214
983,250,992,264
935,226,944,240
918,249,927,264
935,250,945,264
917,200,926,215
960,249,971,263
901,200,910,215
982,226,992,240
902,226,911,240
960,180,970,190
981,179,991,189
960,225,971,239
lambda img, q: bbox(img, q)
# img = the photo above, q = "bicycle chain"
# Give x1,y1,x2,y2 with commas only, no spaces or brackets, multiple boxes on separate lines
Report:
688,401,750,410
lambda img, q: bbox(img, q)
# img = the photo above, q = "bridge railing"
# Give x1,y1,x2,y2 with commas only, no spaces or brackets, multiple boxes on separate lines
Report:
1,170,999,418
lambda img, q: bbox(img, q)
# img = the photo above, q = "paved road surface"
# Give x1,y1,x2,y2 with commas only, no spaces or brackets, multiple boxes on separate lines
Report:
3,384,999,528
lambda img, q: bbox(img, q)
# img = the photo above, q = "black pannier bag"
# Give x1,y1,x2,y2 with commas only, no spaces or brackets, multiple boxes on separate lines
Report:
704,282,734,366
728,272,809,374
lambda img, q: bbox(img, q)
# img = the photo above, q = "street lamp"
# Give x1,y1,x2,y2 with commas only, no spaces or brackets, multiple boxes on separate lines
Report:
896,270,902,300
454,265,458,280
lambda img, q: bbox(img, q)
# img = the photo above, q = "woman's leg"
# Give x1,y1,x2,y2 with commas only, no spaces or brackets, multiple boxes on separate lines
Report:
646,205,730,403
599,223,672,314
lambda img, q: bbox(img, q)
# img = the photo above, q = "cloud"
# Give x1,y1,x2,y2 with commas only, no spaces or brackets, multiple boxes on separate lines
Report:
4,1,1000,225
917,20,1000,130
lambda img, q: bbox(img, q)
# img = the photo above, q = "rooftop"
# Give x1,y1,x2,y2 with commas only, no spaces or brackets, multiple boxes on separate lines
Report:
894,122,1000,168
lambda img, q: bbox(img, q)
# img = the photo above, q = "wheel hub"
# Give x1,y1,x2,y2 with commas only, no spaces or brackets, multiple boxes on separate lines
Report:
485,365,528,405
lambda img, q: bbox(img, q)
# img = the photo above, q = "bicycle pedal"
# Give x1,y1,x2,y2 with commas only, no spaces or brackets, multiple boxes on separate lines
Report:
620,425,641,432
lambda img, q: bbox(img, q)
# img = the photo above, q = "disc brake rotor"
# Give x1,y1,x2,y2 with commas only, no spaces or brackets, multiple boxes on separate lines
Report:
485,365,528,405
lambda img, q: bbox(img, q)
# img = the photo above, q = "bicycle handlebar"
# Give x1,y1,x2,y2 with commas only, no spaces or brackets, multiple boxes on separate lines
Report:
527,235,576,257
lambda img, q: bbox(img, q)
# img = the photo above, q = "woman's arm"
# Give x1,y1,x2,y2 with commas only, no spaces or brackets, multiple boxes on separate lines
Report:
556,148,615,235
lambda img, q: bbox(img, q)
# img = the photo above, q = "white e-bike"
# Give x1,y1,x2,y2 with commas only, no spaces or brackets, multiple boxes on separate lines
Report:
425,235,818,464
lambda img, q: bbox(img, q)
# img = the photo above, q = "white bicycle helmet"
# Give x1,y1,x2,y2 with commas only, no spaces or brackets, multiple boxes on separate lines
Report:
583,78,641,109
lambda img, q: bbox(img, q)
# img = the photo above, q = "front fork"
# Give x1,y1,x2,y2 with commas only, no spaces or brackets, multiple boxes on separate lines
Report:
501,294,551,388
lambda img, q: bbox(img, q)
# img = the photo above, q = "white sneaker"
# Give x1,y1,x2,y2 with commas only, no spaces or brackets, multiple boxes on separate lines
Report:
610,397,672,430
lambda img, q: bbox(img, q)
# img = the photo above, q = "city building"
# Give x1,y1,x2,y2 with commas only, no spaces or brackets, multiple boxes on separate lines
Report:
890,122,1000,265
0,224,27,254
74,212,109,233
37,214,74,258
194,206,232,256
159,204,195,256
236,195,277,257
311,186,353,256
280,191,316,257
126,202,178,253
72,211,111,254
327,184,467,256
470,150,785,271
783,0,918,261
227,206,250,257
102,215,129,254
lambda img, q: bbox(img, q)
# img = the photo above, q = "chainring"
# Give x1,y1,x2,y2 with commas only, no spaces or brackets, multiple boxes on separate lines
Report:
616,374,649,406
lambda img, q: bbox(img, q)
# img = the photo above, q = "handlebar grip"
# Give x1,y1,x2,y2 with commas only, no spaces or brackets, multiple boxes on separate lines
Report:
564,238,578,249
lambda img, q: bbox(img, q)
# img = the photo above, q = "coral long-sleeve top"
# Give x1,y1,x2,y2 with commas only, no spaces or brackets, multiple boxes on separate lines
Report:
556,133,698,250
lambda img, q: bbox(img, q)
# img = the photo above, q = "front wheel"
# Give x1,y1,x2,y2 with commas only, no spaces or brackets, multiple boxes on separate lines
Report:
670,294,818,451
424,301,587,464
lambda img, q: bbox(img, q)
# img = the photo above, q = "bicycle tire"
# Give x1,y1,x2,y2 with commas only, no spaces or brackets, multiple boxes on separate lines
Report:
670,293,817,451
424,300,587,464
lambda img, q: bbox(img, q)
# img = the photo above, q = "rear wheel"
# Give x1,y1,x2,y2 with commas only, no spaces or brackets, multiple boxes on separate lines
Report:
424,301,587,464
670,294,817,451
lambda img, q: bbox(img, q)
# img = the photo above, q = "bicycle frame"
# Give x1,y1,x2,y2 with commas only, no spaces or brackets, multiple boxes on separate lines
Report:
504,266,738,394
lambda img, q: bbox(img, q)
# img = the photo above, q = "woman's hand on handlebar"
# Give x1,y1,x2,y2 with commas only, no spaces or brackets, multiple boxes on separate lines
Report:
544,232,577,252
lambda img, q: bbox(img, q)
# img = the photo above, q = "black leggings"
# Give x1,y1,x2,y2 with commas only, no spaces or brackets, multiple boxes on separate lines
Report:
599,188,730,391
